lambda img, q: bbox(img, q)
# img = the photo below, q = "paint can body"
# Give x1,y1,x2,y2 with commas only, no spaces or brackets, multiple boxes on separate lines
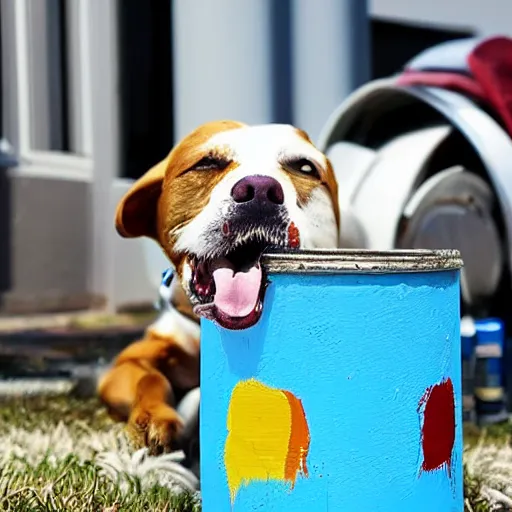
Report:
474,318,507,424
460,319,476,423
200,250,463,512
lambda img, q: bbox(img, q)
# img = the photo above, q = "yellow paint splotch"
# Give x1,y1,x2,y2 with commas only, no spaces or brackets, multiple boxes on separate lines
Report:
224,378,310,503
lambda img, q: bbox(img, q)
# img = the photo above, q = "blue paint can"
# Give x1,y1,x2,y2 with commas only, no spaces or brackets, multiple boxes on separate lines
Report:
200,249,463,512
460,316,476,423
474,318,507,424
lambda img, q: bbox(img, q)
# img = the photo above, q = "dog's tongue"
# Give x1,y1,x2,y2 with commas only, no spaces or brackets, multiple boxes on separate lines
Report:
212,260,262,318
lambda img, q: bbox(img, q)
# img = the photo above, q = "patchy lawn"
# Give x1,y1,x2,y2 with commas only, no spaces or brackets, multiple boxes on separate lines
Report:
1,394,512,511
463,421,512,511
0,395,200,511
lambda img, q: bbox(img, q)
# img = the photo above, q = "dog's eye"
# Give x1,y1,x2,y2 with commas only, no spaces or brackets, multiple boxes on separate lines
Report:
283,158,320,178
191,156,230,172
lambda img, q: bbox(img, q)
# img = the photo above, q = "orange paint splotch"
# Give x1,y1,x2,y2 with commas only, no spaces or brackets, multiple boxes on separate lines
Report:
224,379,310,504
282,390,310,485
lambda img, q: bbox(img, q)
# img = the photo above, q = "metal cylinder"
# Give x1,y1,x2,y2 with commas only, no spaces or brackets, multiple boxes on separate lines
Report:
200,249,463,511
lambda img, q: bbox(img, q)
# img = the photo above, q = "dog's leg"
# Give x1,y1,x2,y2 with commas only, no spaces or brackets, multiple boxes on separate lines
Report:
98,335,198,454
98,359,182,453
129,371,183,454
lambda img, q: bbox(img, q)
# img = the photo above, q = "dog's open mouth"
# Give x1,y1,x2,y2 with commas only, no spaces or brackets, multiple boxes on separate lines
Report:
189,238,273,330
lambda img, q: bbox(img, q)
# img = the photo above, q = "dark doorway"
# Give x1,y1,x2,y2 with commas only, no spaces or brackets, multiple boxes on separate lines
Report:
117,0,174,180
371,17,475,80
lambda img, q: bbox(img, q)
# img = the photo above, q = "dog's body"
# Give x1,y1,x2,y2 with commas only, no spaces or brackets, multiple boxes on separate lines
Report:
98,121,340,454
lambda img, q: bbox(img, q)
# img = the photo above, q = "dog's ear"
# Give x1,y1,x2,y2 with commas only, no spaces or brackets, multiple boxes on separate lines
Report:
115,155,170,240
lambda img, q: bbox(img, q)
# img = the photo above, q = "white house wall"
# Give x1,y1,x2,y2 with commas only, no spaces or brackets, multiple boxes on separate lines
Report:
2,0,512,313
371,0,512,36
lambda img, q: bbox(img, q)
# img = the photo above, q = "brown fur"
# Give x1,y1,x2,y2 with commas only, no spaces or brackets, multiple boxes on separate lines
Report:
292,127,340,227
98,327,199,453
100,120,339,453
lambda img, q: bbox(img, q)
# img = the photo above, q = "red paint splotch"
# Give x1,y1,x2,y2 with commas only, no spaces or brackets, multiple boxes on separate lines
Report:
418,377,455,476
288,222,300,248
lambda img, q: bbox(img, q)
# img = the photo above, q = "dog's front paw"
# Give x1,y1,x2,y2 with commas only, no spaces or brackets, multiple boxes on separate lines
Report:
128,404,183,455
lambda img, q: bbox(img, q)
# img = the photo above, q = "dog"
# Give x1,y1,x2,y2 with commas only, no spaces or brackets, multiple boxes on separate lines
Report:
98,120,341,456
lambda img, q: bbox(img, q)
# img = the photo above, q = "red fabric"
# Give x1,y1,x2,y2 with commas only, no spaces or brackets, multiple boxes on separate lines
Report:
397,70,487,103
468,36,512,137
396,36,512,138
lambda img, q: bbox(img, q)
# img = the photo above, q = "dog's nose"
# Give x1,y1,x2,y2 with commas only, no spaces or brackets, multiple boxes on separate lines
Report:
231,175,284,206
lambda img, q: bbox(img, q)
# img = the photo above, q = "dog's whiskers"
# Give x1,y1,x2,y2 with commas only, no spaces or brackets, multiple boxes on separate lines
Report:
190,227,286,262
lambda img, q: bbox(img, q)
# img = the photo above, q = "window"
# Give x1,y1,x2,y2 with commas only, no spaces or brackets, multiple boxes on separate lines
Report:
1,0,93,174
371,18,475,80
26,0,69,152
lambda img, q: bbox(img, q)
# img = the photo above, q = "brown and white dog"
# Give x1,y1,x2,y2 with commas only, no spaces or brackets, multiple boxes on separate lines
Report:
98,120,340,455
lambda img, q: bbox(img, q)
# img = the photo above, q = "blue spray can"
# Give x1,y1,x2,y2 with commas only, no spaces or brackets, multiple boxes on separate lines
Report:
474,318,508,424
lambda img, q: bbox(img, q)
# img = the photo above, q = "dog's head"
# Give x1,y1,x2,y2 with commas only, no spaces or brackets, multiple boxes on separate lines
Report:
116,121,340,330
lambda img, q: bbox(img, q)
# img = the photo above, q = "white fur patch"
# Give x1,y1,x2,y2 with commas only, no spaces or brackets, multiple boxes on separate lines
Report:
171,124,338,256
151,308,200,356
298,187,339,248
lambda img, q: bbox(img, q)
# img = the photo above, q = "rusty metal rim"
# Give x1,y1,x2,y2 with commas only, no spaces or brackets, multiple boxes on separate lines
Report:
261,249,463,274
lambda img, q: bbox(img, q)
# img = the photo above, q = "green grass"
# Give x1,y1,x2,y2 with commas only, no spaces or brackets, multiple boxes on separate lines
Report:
0,395,200,512
0,395,112,432
462,421,512,511
0,456,199,512
67,310,157,331
1,394,512,511
464,420,512,448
